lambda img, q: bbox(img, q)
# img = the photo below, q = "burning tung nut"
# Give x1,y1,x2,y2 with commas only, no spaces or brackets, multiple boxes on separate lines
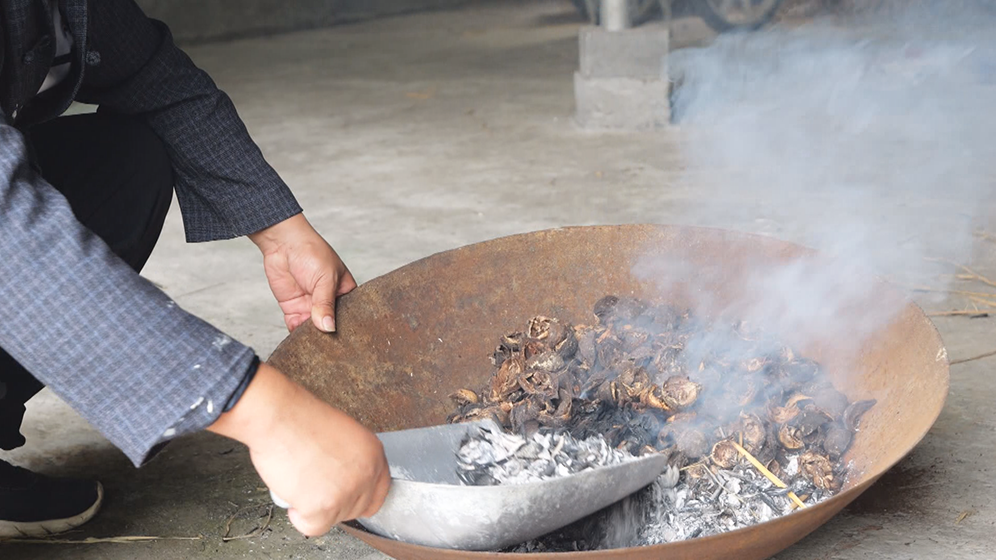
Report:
446,295,875,551
778,424,805,450
710,439,740,469
449,388,479,406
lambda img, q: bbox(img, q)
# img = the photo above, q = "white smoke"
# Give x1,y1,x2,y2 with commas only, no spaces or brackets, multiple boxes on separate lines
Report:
586,5,996,549
638,2,996,364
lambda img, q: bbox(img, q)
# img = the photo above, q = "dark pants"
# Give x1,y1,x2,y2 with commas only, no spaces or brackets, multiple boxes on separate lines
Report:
0,112,174,451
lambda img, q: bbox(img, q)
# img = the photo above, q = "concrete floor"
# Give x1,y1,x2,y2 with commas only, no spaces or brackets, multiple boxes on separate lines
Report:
3,1,996,558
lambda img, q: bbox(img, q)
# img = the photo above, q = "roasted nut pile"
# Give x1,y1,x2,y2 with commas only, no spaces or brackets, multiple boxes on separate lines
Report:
448,295,876,550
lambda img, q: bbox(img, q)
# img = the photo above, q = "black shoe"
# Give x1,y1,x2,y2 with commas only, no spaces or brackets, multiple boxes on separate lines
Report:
0,459,103,537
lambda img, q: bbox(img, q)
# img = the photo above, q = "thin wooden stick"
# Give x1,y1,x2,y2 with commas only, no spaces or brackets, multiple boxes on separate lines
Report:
905,286,996,298
222,506,274,542
968,295,996,307
730,440,807,509
221,504,274,542
790,494,810,511
962,273,996,289
924,257,996,289
222,508,238,540
950,349,996,365
0,536,203,544
927,310,991,317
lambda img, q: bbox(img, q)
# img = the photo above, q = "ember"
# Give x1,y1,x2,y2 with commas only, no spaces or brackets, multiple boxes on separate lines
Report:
448,296,875,551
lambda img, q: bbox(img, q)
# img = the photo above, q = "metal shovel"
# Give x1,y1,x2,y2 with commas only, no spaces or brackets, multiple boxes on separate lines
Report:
272,419,671,551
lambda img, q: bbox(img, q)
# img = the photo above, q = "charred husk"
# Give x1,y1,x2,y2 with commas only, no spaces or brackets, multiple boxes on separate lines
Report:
448,296,875,551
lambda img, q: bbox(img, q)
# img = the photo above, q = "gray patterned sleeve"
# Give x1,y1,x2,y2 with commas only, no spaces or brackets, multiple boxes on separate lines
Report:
0,115,256,466
76,0,304,243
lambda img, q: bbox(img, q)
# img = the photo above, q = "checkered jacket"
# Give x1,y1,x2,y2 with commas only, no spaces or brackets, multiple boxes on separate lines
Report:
0,0,303,465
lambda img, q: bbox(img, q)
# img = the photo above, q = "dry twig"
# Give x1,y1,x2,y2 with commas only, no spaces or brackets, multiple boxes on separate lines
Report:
950,349,996,366
968,295,996,307
927,310,990,317
0,535,202,545
905,286,996,299
974,229,996,243
222,504,274,542
924,257,996,289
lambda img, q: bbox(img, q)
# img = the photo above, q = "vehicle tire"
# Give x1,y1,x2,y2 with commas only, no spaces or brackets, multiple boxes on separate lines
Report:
695,0,784,31
570,0,664,26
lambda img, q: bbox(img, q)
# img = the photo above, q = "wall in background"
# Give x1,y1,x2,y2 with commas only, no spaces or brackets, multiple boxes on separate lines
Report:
135,0,477,43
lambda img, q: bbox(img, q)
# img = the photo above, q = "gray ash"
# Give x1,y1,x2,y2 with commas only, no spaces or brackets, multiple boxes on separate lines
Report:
504,454,834,552
455,422,835,552
616,455,833,547
456,423,637,486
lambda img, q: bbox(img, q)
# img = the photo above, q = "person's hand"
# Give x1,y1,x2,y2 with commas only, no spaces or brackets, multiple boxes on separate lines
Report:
208,363,391,536
249,213,357,333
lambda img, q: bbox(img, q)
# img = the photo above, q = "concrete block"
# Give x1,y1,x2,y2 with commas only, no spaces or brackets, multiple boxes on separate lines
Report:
578,24,670,80
573,72,671,130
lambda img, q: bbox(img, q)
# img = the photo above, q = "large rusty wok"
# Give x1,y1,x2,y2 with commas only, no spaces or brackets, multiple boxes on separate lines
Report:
267,224,949,560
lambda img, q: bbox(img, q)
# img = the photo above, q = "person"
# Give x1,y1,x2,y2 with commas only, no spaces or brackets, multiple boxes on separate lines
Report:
0,0,390,539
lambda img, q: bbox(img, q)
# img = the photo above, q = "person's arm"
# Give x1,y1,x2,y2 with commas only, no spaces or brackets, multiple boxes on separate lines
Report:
76,0,302,243
77,0,355,333
0,112,252,467
65,4,387,531
208,363,391,536
0,114,388,533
